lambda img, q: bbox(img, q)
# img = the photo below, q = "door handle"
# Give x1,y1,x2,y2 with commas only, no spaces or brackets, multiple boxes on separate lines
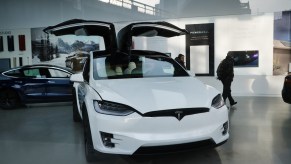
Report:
47,81,55,84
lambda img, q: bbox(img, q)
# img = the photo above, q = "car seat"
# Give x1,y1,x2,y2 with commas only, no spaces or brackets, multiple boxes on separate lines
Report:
115,66,123,75
124,62,136,74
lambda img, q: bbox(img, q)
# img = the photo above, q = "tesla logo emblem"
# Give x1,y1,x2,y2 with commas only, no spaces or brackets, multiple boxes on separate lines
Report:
175,111,184,121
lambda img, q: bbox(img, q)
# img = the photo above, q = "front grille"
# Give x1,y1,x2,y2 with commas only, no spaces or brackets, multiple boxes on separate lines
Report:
143,108,209,118
133,139,216,155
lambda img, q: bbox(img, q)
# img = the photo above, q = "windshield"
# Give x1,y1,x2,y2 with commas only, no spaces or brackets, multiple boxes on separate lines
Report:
93,54,189,80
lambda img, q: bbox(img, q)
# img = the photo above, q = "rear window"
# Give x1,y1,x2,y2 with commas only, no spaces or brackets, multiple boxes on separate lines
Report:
3,69,23,78
23,69,40,77
48,69,71,78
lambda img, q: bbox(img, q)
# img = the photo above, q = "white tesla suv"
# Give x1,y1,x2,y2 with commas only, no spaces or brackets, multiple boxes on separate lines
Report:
44,19,229,162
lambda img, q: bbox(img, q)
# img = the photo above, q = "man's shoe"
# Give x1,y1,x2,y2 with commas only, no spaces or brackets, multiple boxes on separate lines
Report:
230,102,237,106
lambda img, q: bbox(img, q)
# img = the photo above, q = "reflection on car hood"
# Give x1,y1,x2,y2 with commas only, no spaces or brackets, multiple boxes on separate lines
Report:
91,77,217,114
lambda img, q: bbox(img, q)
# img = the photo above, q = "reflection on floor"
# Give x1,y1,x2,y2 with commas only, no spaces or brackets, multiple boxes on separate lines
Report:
0,97,290,164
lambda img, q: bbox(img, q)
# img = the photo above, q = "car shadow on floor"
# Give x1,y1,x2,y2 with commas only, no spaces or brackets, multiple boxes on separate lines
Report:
92,149,222,164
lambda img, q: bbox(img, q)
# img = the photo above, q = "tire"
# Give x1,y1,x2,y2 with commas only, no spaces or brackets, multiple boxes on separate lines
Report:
0,89,21,109
82,108,97,162
72,88,81,122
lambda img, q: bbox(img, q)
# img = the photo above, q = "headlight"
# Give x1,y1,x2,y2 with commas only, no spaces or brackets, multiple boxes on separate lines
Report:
93,100,134,116
211,94,225,109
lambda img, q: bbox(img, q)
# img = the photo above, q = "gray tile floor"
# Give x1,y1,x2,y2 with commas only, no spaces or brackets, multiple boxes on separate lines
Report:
0,97,290,164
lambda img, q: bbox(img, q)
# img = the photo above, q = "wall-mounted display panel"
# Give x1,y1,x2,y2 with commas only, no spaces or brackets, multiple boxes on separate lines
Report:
0,36,3,51
228,50,259,67
7,35,14,51
18,35,26,51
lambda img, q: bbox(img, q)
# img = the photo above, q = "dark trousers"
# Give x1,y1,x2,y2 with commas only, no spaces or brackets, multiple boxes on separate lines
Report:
221,79,235,105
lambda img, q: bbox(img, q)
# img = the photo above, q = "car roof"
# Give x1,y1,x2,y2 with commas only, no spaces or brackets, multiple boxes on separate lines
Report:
19,64,73,73
92,50,170,59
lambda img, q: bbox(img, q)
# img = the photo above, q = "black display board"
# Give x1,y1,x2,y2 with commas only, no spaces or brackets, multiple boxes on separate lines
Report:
0,36,3,51
7,35,14,51
186,23,214,76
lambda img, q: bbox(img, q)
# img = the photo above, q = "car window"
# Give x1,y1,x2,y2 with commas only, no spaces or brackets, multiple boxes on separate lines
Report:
94,57,107,77
93,54,189,80
3,69,23,77
23,69,41,78
48,69,71,78
52,35,106,51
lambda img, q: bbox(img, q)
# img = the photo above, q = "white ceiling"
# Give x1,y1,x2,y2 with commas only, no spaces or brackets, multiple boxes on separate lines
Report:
0,0,290,29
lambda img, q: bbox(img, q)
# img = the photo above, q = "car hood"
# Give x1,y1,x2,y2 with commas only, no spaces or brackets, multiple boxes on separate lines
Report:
91,77,217,114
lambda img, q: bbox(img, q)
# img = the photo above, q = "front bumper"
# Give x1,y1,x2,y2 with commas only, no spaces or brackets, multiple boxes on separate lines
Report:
87,104,229,155
133,138,227,155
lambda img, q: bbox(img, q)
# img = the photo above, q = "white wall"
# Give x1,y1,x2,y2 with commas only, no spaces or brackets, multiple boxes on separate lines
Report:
215,14,274,76
190,14,284,97
177,14,283,96
0,29,32,67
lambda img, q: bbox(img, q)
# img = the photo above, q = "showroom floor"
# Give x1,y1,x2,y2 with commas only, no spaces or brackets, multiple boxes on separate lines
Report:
0,97,290,164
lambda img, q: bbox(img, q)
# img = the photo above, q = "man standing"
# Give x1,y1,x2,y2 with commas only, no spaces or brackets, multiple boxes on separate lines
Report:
175,54,186,69
217,55,237,107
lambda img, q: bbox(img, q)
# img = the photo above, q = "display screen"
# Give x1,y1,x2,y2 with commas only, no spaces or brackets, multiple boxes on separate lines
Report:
228,50,259,67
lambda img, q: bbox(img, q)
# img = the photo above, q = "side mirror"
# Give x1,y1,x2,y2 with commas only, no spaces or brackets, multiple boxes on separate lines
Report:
70,73,84,83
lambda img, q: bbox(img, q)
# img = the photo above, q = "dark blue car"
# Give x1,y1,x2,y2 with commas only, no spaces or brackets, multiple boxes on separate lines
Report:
0,64,73,109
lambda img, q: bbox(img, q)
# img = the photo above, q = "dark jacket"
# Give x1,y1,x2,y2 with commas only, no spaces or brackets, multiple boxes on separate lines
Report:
217,56,234,81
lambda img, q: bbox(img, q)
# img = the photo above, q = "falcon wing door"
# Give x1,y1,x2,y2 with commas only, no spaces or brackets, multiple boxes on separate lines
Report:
117,21,189,52
44,19,117,51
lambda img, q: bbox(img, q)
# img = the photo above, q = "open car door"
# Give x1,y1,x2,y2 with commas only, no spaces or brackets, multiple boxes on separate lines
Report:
44,19,118,52
117,21,189,52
